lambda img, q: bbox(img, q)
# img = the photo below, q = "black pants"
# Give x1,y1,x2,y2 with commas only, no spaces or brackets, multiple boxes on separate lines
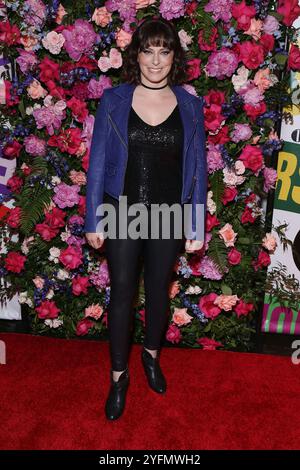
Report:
103,192,184,371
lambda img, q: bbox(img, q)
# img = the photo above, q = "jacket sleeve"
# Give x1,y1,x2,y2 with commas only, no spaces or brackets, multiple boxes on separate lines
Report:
191,96,207,241
83,90,109,233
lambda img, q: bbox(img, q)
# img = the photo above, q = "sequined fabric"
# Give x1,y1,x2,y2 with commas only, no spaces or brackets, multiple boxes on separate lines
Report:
122,104,184,207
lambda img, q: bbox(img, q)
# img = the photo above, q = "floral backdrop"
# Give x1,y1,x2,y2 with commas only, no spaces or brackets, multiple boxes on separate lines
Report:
0,0,299,350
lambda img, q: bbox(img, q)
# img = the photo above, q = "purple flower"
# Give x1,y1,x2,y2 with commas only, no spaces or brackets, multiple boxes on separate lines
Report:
53,183,80,209
24,135,46,156
33,99,66,136
23,0,47,29
238,83,264,106
89,260,110,289
62,19,97,62
206,48,239,80
69,215,84,225
207,144,224,174
200,256,224,280
159,0,185,20
263,167,277,192
231,123,253,143
16,49,38,74
204,0,234,23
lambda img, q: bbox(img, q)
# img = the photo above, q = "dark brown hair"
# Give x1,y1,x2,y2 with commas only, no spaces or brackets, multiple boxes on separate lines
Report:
120,17,188,86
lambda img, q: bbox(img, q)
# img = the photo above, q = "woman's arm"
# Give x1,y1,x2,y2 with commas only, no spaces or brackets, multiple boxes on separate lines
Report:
84,90,109,234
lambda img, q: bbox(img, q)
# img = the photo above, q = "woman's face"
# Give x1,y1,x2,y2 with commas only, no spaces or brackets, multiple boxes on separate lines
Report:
137,44,174,85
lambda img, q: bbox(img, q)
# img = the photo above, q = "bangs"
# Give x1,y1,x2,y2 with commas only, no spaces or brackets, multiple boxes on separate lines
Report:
138,23,175,51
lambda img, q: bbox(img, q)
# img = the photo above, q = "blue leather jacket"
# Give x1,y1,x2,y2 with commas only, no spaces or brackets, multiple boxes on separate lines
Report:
84,82,207,240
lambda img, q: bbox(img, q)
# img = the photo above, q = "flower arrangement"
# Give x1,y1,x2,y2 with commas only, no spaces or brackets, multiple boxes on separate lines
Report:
0,0,299,350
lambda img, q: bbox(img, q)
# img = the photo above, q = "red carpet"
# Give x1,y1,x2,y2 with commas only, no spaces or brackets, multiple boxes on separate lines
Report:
0,332,300,450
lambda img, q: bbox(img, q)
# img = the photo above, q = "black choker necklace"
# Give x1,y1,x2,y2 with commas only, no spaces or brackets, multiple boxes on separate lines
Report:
140,82,168,90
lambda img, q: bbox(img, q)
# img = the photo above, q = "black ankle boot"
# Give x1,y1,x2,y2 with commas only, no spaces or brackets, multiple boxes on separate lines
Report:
105,367,129,420
141,348,166,394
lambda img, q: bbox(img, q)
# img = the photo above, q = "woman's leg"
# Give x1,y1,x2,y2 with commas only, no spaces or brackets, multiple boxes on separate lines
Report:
104,194,143,376
143,209,184,353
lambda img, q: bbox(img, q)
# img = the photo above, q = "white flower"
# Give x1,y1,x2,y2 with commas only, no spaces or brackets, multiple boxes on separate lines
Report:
51,176,61,185
57,269,70,280
232,66,250,93
46,289,54,299
207,191,216,215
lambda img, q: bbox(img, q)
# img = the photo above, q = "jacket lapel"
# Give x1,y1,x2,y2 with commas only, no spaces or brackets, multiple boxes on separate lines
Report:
108,83,198,158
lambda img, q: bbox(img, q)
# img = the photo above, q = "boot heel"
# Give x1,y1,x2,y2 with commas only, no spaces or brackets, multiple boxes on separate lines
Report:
105,367,129,420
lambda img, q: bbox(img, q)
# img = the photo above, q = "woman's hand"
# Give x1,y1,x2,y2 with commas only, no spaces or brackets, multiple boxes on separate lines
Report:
85,232,105,250
185,239,204,253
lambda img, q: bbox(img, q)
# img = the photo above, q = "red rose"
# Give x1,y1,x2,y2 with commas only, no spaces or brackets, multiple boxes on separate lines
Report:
67,96,88,123
6,207,21,228
198,27,218,52
6,175,23,193
234,299,254,318
45,80,66,100
199,293,222,319
222,187,238,205
197,337,223,350
241,206,256,224
206,213,220,232
239,41,265,69
204,104,225,133
4,80,20,107
4,251,26,273
35,222,60,241
36,300,60,319
72,276,90,296
59,246,83,270
39,57,60,83
252,249,271,271
244,101,267,121
260,34,275,53
228,247,242,265
48,128,82,155
0,21,21,46
76,318,94,336
208,125,230,145
186,58,201,80
44,207,66,228
288,44,300,71
3,140,22,159
232,0,256,31
205,90,226,107
277,0,300,27
239,145,263,174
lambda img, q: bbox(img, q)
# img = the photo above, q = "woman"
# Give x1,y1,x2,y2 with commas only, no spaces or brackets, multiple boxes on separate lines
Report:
84,17,207,420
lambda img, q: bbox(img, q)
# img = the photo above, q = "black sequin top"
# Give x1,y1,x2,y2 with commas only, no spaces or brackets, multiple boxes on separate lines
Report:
122,104,184,206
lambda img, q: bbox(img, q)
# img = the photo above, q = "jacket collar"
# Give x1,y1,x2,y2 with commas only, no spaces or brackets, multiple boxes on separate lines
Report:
108,82,198,154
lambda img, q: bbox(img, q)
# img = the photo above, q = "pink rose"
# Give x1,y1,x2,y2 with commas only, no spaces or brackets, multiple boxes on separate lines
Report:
262,233,277,252
218,223,237,247
85,304,103,320
214,294,239,312
115,28,132,50
172,308,193,326
92,7,112,26
27,79,47,99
